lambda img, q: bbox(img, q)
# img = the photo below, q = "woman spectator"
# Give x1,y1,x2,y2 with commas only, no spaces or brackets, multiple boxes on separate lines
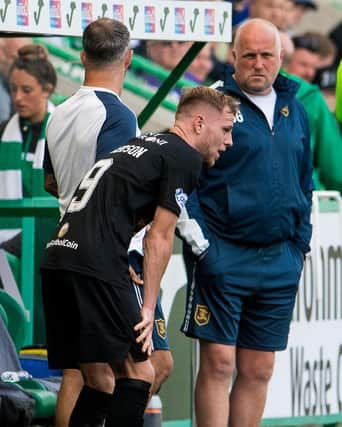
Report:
0,44,57,257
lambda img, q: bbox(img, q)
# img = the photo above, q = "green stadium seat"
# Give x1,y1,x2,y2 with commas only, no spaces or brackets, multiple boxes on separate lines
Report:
0,302,8,327
0,302,57,421
16,379,57,420
0,289,28,351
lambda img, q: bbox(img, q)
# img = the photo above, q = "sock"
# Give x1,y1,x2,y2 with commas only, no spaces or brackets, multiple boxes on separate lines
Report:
105,378,151,427
69,385,112,427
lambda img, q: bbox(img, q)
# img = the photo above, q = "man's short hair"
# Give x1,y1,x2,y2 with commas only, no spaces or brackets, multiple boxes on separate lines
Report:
292,33,321,54
82,18,130,65
176,86,239,118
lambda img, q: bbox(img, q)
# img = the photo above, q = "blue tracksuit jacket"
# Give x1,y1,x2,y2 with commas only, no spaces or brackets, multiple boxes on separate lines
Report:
178,67,313,256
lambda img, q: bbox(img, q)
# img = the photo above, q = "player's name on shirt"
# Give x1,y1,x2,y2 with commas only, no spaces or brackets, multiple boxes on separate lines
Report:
111,133,171,159
111,144,148,159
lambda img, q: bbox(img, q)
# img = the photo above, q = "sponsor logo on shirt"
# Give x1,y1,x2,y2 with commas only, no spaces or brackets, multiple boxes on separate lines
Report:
175,188,188,209
46,239,78,250
140,134,169,146
112,144,148,159
47,222,78,250
58,222,69,238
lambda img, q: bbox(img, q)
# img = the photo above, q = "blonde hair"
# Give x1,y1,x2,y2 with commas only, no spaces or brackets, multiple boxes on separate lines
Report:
176,86,239,119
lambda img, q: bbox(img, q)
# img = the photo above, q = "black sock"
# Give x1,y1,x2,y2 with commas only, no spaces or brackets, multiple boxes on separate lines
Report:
69,385,112,427
105,378,151,427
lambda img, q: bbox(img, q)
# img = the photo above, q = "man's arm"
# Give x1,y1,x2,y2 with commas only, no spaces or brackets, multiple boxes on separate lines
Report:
134,206,178,354
293,108,313,255
44,172,58,198
43,143,58,198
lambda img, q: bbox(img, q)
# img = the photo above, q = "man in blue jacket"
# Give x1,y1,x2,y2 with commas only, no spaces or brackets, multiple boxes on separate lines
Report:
180,18,313,427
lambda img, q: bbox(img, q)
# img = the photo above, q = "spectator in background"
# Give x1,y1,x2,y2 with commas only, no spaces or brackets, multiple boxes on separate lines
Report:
305,31,337,71
140,40,191,101
145,40,190,76
0,37,32,123
185,43,214,85
280,32,342,192
285,0,318,32
286,33,321,82
231,0,250,27
0,44,56,253
287,31,338,84
249,0,291,31
140,40,214,99
248,0,317,33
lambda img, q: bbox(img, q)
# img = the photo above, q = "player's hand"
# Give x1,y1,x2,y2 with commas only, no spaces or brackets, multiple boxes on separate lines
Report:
134,307,154,356
129,265,143,285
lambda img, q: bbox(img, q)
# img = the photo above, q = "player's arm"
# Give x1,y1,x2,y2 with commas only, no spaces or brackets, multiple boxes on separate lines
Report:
43,143,58,198
44,172,58,198
134,206,178,354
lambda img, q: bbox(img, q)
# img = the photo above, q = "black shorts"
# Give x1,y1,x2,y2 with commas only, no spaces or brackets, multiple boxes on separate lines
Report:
41,269,148,369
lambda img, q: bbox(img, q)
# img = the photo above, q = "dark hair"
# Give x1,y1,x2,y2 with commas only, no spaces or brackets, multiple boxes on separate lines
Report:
176,86,239,118
10,44,57,91
82,18,130,65
302,31,337,59
292,34,321,54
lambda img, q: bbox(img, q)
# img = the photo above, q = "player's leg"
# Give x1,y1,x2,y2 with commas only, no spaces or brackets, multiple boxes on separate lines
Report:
148,293,173,395
56,272,117,427
181,236,246,427
41,270,93,426
195,341,235,427
105,355,154,427
55,367,116,427
103,278,154,427
55,369,84,427
69,362,114,427
69,358,153,427
134,283,174,396
149,349,173,395
61,271,147,427
229,349,274,427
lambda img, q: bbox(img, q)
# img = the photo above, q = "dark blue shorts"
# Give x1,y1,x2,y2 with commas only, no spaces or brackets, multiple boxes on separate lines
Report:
134,284,169,351
182,236,304,351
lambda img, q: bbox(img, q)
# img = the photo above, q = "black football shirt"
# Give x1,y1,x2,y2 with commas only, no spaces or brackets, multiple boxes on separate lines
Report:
42,132,202,286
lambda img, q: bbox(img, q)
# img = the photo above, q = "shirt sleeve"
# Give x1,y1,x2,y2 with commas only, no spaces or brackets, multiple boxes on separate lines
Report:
292,104,313,255
158,148,201,217
95,105,138,161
